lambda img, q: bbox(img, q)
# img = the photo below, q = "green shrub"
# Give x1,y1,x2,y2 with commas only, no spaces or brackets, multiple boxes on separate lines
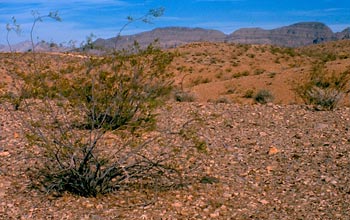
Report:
15,42,174,131
78,43,174,130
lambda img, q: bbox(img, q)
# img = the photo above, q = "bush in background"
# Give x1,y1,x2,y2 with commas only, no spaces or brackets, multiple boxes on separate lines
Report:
295,63,350,110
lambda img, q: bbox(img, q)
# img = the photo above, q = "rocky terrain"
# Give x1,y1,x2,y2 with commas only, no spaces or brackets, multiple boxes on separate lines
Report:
1,102,350,219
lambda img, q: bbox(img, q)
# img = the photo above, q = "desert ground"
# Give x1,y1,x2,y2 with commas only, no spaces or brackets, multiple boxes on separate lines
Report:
1,40,350,219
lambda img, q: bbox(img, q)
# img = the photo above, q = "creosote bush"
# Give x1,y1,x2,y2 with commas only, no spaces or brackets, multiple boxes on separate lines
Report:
24,44,177,196
17,42,174,131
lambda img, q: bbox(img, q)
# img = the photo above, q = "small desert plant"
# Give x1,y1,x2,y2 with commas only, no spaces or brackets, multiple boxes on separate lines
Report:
246,53,255,58
232,71,249,79
295,63,350,110
243,89,254,98
268,72,277,78
190,76,211,86
231,61,239,67
254,89,274,104
214,97,230,104
174,90,196,102
201,77,211,84
225,68,232,73
254,68,265,75
215,71,223,79
225,87,236,94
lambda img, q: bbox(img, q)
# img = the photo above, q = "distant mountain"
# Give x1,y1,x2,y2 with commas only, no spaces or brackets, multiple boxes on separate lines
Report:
94,22,349,50
227,22,336,47
0,40,70,52
93,27,227,50
335,27,350,40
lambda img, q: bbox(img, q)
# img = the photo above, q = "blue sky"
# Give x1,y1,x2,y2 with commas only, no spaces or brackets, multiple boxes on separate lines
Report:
0,0,349,45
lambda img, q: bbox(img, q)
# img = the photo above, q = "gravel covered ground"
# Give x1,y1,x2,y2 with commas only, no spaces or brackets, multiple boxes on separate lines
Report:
1,102,350,219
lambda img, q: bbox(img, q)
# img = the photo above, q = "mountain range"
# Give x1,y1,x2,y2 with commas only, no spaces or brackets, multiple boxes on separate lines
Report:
94,22,350,49
1,22,349,52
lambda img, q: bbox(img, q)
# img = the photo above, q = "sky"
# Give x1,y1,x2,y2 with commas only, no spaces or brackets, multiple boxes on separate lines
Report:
0,0,350,45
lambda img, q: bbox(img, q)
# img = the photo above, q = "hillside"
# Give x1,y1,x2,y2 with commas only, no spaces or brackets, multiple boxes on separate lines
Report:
169,40,350,105
1,40,350,106
1,40,350,219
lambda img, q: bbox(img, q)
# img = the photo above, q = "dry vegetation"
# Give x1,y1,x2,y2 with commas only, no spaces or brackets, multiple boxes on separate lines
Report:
1,40,350,219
